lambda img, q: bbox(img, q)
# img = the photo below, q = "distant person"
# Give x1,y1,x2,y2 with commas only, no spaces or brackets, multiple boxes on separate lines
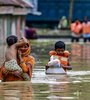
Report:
46,41,72,72
58,16,68,29
70,20,82,42
25,27,37,39
82,17,90,42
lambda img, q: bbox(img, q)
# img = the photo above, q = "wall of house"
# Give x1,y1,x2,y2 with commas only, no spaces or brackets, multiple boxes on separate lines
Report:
26,0,90,28
26,0,70,21
0,15,25,44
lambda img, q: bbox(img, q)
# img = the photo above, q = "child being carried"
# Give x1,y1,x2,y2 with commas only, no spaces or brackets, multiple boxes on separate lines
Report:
4,35,30,81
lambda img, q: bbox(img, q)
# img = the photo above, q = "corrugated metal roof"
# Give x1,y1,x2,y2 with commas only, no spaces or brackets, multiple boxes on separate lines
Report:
0,0,32,8
16,0,32,8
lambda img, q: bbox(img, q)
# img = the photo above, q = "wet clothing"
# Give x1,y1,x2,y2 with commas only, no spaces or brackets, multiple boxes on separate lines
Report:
22,73,31,81
5,59,22,72
70,21,82,42
49,50,70,71
0,43,35,82
49,50,70,66
5,59,31,81
82,22,90,42
19,56,35,78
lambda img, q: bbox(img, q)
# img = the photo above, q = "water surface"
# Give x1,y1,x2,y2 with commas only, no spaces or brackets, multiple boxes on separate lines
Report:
0,40,90,100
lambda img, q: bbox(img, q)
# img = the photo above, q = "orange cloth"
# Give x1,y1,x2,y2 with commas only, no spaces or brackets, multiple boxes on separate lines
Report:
19,43,30,56
0,67,3,80
49,50,70,70
0,42,35,82
82,22,90,34
49,50,70,71
0,56,35,82
71,22,82,34
18,42,35,78
0,64,24,81
20,56,35,78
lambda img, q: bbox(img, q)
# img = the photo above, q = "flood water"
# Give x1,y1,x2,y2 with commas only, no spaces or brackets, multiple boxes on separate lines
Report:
0,39,90,100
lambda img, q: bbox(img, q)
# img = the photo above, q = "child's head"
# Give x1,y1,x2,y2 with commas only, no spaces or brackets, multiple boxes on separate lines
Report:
6,35,18,47
55,41,65,54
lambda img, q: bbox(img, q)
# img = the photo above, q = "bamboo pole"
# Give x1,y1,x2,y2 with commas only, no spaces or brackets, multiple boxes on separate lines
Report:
68,0,74,26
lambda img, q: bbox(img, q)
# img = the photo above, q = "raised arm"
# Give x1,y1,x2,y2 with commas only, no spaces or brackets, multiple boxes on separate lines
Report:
15,37,28,48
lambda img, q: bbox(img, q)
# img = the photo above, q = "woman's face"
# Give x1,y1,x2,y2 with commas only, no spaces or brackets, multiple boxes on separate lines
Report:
19,38,29,48
21,43,29,49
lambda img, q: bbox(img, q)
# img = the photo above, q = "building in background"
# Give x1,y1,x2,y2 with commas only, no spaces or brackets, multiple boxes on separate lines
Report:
26,0,90,29
0,0,33,43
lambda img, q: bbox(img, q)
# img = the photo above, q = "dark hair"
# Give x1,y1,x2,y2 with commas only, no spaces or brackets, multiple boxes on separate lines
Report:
55,41,65,50
6,35,18,46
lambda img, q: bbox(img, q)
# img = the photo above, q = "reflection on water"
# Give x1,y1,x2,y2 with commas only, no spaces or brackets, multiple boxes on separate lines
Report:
0,82,33,100
71,43,90,70
71,43,90,61
32,69,73,100
0,40,90,100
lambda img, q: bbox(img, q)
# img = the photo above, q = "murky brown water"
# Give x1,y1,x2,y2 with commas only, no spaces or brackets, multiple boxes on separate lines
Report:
0,40,90,100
